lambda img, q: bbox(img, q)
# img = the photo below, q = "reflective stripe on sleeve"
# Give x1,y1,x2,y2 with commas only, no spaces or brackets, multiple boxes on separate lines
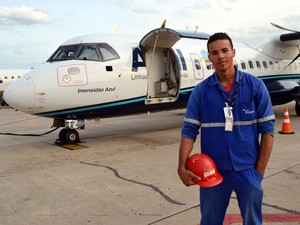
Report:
184,118,201,126
257,115,275,123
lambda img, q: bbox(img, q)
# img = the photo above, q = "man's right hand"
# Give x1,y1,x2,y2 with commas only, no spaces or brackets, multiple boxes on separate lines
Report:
178,167,200,187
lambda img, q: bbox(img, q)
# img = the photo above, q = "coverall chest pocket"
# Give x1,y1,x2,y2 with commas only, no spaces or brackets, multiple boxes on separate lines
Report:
238,101,256,121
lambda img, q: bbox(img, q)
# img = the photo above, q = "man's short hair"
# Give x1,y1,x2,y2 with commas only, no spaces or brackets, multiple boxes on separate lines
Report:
207,32,233,52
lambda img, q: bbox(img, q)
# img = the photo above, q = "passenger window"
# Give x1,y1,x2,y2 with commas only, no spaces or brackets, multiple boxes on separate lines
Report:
194,59,201,70
256,61,261,69
248,61,254,69
205,60,212,70
241,60,246,70
263,61,267,69
234,60,238,68
276,61,280,70
269,61,274,69
293,62,297,69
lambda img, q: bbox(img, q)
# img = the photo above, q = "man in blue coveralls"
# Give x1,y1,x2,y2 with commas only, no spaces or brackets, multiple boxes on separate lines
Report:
177,32,275,225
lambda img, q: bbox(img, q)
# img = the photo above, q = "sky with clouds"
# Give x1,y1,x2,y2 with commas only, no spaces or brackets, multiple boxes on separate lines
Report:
0,0,299,69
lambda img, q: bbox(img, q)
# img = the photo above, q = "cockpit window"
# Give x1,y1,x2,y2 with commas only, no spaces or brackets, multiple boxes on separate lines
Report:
48,45,81,62
77,45,100,61
97,43,119,61
47,43,120,62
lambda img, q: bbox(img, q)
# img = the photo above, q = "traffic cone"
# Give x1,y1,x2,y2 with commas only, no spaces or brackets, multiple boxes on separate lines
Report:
278,108,295,134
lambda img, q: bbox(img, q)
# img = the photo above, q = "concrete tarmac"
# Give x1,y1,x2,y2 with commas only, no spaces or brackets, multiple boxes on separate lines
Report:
0,103,299,225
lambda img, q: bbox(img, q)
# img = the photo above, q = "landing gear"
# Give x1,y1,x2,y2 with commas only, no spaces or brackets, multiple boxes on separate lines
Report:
293,87,300,116
58,128,80,144
296,102,300,116
0,96,7,106
290,86,300,116
52,118,84,144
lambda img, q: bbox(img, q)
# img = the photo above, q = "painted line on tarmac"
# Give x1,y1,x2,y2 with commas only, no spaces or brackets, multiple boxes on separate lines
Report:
264,163,300,180
80,161,185,206
223,213,300,224
147,204,199,225
231,196,300,215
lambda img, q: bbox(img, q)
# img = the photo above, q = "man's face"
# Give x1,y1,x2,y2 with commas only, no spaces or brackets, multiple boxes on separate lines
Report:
208,39,236,72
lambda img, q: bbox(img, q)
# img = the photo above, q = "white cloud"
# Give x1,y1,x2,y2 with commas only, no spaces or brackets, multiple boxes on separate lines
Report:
113,0,161,14
0,0,299,69
0,5,54,27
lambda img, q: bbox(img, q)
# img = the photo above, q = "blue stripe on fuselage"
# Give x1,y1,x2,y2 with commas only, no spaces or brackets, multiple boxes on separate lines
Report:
36,88,195,119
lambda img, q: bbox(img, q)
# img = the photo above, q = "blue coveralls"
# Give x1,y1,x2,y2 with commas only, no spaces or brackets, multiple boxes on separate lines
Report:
181,68,275,225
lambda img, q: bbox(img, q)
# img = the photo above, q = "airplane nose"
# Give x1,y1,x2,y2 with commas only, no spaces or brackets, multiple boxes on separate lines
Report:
3,75,35,113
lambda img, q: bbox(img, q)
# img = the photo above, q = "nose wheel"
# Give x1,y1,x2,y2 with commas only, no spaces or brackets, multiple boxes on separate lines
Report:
58,128,80,144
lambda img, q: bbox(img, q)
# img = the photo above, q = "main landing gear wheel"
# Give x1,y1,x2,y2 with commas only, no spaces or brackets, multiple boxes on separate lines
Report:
58,128,80,144
296,102,300,116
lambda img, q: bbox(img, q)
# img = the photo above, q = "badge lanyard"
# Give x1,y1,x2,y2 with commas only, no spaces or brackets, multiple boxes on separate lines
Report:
218,72,243,131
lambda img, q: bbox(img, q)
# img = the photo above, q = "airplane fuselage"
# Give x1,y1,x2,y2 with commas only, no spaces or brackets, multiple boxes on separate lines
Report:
3,28,300,144
6,32,300,119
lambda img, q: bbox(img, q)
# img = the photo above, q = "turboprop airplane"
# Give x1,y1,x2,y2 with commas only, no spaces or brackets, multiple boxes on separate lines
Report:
3,22,300,144
0,69,31,105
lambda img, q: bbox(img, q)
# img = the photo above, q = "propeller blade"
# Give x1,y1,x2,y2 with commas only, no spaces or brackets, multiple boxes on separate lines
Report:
271,22,299,33
281,52,300,73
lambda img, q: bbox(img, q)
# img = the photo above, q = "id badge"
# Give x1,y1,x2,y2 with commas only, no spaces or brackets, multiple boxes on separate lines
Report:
223,103,233,131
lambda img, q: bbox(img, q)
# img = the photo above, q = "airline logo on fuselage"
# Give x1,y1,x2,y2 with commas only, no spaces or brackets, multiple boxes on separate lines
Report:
132,48,146,72
131,47,147,80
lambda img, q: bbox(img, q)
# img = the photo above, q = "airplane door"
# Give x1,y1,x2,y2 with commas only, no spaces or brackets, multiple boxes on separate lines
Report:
139,28,182,105
190,53,204,80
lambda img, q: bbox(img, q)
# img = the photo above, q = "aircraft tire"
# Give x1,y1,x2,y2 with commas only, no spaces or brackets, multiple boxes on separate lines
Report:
59,129,67,142
64,129,80,144
59,128,80,144
295,102,300,116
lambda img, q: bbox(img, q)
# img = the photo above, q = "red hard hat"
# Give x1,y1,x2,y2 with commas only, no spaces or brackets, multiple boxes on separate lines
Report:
186,153,223,188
